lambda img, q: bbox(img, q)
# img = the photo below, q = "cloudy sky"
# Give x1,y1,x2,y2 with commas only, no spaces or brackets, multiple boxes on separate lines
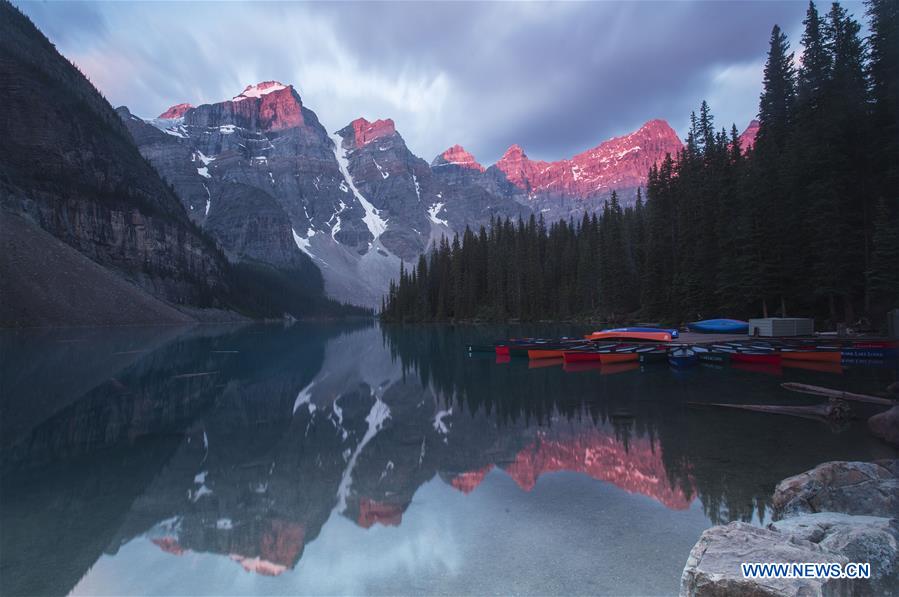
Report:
17,1,866,164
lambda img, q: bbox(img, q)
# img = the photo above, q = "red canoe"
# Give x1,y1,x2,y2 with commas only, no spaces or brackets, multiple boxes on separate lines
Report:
585,330,672,342
731,352,781,365
562,351,603,363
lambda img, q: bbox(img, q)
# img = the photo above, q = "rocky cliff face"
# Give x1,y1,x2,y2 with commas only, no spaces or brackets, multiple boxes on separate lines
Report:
334,117,433,259
124,86,412,307
430,144,531,232
0,2,231,322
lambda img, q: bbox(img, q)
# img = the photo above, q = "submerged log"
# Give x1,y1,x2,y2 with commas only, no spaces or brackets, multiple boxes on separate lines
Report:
690,398,853,422
781,382,895,406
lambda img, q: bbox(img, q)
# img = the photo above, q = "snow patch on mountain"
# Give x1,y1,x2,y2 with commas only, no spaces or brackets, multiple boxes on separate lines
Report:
330,133,387,240
335,396,391,513
428,202,448,226
373,158,389,179
292,379,317,415
291,228,317,258
433,408,452,435
233,81,287,102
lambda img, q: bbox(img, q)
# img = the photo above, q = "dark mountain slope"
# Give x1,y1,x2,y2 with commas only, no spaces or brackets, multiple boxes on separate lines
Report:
0,2,354,324
0,1,229,316
0,211,194,327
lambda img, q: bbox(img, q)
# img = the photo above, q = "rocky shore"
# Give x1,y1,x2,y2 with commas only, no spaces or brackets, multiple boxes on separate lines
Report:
680,460,899,596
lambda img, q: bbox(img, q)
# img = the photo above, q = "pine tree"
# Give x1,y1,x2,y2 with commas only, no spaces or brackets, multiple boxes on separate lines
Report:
757,24,796,154
869,198,899,309
866,0,899,318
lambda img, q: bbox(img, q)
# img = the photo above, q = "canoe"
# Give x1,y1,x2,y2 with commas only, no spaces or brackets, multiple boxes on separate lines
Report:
841,347,898,360
849,340,898,349
731,351,781,365
508,346,535,357
605,326,679,339
528,349,569,360
687,319,749,334
638,350,668,363
503,338,588,357
783,359,843,374
695,350,731,364
781,350,842,363
668,347,698,368
841,357,898,368
562,351,603,363
585,330,672,342
495,345,510,356
732,362,783,376
599,352,639,364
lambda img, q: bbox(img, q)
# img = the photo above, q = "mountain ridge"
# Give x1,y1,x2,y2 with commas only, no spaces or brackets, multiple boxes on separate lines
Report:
132,81,759,307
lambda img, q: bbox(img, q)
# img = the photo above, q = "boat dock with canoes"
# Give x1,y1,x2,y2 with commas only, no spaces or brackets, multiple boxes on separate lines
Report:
474,329,897,374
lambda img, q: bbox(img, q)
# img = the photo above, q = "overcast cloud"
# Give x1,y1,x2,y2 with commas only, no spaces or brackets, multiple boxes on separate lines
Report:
15,1,866,164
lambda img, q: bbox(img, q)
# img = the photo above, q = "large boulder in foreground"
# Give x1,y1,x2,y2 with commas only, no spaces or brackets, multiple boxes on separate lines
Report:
868,406,899,447
680,522,853,596
771,513,899,595
681,461,899,596
772,461,899,520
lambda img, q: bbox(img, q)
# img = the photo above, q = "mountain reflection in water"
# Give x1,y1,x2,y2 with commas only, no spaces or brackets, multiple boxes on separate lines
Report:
1,322,895,596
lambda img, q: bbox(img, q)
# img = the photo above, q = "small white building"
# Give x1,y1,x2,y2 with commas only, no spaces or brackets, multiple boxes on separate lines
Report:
748,317,814,337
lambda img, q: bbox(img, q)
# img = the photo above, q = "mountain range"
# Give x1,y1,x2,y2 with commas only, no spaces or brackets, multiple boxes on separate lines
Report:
122,82,756,308
0,1,758,320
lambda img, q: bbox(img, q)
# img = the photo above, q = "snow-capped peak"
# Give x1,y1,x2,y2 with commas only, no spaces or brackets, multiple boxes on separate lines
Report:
233,81,288,102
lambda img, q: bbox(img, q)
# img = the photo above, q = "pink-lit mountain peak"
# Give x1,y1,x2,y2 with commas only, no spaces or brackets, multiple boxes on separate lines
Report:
739,119,760,151
433,144,485,172
502,144,527,159
349,117,397,148
494,119,682,197
158,103,193,119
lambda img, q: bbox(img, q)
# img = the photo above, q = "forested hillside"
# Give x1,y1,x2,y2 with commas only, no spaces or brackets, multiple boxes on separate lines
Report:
382,0,899,327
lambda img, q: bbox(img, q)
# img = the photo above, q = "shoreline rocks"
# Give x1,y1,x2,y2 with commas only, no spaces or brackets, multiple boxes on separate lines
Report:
869,406,899,447
772,460,899,521
680,522,854,596
680,460,899,596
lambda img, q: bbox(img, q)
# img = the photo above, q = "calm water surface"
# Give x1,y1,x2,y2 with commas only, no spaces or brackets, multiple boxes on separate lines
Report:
1,323,896,596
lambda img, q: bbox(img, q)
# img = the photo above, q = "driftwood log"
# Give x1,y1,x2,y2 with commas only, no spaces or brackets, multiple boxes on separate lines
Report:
690,398,853,423
781,382,895,406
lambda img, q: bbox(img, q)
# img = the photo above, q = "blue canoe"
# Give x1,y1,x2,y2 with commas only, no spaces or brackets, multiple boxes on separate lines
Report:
687,319,749,334
606,326,679,339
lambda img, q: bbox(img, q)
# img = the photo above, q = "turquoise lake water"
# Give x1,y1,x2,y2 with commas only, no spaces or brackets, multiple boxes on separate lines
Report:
1,323,896,596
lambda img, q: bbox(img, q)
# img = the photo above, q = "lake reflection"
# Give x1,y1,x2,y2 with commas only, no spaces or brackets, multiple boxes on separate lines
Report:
1,323,896,596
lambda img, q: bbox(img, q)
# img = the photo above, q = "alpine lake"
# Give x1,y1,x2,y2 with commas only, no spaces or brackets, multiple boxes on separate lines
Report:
1,322,896,596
